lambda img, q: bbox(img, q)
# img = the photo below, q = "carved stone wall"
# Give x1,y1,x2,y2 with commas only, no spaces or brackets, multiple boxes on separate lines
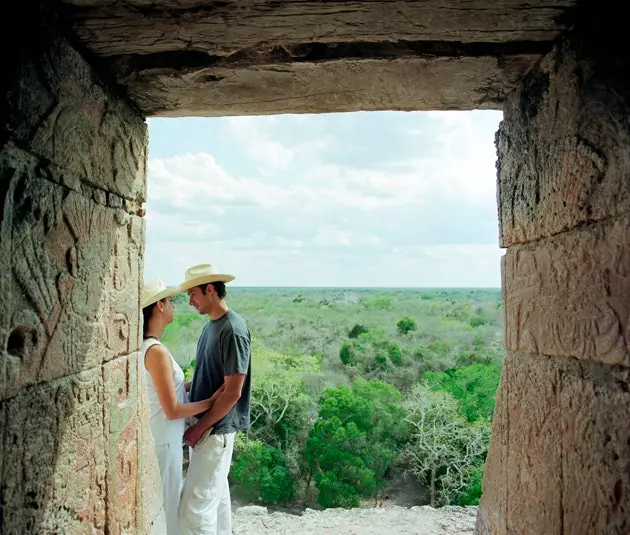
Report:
477,25,630,535
0,10,164,535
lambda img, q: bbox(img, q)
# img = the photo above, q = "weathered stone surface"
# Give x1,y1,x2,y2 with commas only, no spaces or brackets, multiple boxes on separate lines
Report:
103,354,140,534
117,54,540,117
1,11,163,534
561,366,630,535
55,0,578,115
0,148,144,400
0,369,106,534
497,37,630,247
474,365,508,535
503,215,630,366
478,353,630,535
5,17,147,200
60,0,576,55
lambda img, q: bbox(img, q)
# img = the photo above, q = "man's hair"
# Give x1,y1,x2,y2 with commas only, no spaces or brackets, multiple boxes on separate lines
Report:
198,281,227,299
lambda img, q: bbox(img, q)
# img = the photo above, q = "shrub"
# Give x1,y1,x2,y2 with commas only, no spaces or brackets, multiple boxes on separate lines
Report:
397,317,417,335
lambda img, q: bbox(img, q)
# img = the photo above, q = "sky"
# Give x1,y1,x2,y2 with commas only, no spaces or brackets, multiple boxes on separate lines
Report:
144,110,504,288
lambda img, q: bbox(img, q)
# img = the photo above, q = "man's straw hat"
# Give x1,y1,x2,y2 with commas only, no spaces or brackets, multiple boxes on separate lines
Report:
142,278,180,308
179,264,235,292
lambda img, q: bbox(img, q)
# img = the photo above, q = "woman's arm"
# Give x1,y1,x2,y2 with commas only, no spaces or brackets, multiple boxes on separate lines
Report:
145,345,214,420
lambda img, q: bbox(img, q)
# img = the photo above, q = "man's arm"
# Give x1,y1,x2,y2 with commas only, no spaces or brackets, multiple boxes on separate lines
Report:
183,374,245,446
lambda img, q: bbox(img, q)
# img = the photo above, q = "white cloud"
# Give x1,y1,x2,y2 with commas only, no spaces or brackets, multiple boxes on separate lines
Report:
145,111,504,287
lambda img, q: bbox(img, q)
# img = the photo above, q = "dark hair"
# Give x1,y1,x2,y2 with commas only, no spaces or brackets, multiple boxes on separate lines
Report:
198,281,227,299
142,301,159,339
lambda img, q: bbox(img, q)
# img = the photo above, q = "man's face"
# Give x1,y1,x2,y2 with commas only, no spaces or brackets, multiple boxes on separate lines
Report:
187,286,211,314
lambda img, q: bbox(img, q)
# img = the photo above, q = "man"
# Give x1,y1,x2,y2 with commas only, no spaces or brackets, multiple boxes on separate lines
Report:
178,263,252,535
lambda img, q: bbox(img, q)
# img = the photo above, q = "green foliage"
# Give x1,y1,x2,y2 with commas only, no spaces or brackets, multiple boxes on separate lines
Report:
455,466,484,506
348,324,369,339
423,363,501,422
231,440,294,504
165,287,505,509
374,340,403,366
182,359,195,381
306,380,406,508
470,315,488,328
397,317,417,335
339,343,355,365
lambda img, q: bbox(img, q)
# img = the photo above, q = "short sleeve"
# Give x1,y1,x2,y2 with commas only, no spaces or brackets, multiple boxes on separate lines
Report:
222,331,251,375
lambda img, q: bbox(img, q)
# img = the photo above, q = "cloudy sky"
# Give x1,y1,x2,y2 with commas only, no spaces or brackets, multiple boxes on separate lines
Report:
144,110,504,288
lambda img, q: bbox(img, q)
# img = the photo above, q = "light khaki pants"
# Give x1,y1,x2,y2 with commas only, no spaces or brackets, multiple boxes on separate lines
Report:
179,432,235,535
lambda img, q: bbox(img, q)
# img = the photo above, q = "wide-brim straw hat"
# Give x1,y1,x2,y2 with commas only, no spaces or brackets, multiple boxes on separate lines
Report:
179,263,235,292
142,278,180,308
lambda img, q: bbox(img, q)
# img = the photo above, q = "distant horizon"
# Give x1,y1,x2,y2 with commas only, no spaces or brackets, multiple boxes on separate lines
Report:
169,284,502,290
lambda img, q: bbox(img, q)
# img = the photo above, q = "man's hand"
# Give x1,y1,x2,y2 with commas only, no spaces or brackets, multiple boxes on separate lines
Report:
183,423,206,448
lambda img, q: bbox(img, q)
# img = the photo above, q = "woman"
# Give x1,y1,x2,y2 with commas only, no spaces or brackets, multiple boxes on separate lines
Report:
141,279,218,535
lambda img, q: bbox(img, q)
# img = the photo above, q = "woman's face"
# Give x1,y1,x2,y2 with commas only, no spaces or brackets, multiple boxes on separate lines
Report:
161,296,175,324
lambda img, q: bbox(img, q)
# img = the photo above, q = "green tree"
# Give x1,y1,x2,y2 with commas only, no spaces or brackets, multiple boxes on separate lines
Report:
231,440,294,504
339,343,356,365
305,380,406,508
397,317,417,335
348,324,369,339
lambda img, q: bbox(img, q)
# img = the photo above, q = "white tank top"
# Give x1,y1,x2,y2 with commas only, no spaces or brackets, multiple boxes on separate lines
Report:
141,338,186,445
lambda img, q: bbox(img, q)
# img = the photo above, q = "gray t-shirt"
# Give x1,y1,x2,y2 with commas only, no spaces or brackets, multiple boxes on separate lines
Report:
189,309,251,435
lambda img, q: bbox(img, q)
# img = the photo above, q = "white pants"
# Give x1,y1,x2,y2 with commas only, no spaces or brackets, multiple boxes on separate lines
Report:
179,432,235,535
155,441,184,535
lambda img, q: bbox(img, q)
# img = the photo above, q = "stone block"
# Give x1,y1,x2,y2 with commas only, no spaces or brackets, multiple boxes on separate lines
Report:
5,19,147,201
478,353,630,535
103,353,140,534
561,364,630,535
505,353,562,535
0,147,142,400
497,38,630,247
503,215,630,366
475,362,508,535
0,369,106,534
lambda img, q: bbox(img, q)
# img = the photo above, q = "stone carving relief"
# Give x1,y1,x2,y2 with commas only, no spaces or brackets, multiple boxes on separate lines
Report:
498,40,629,247
104,354,139,533
1,369,106,534
0,147,143,400
5,22,147,201
504,215,630,366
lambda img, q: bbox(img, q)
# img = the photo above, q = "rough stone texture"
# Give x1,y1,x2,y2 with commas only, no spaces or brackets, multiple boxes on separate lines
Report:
503,215,630,367
479,18,630,535
4,10,147,201
477,353,630,535
1,10,163,535
112,54,540,117
1,370,106,534
496,39,630,248
57,0,579,115
232,504,478,534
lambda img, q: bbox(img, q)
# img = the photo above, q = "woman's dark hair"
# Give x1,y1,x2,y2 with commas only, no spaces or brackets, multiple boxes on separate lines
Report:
142,301,160,339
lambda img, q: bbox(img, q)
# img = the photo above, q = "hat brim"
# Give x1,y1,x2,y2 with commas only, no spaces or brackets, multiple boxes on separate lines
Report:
141,286,181,309
179,274,235,293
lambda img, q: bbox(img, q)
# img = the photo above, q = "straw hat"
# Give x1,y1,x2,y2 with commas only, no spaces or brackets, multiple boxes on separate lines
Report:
179,264,235,292
141,278,180,308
